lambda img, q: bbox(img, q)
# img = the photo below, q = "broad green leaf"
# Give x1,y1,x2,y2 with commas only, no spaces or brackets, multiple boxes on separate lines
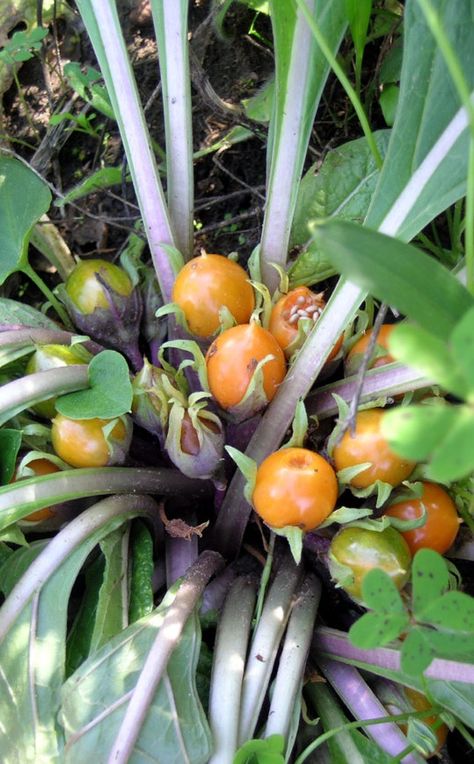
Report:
361,568,406,614
55,350,133,419
366,0,474,240
381,402,461,460
60,609,212,764
419,592,474,633
388,323,468,398
400,627,434,675
129,520,154,623
0,156,52,283
0,297,59,328
450,306,474,396
311,220,474,340
349,611,409,649
411,549,449,618
259,0,347,278
0,504,150,762
291,131,391,249
56,166,124,207
425,406,474,482
0,428,22,484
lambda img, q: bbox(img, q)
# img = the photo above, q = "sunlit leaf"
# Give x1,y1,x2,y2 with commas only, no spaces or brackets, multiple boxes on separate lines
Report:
425,407,474,483
381,402,460,461
450,306,474,396
388,323,468,398
60,609,212,763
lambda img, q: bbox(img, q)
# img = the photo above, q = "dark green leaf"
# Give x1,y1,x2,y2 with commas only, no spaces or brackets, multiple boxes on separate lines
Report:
60,609,212,764
291,131,390,250
55,350,133,419
425,406,474,482
400,627,434,675
411,549,449,618
349,610,409,649
128,520,154,623
366,0,474,240
0,429,22,485
0,297,59,328
89,527,129,651
418,591,474,633
0,156,52,283
311,220,474,340
381,402,460,460
450,306,474,394
66,555,104,677
388,323,468,398
361,568,406,613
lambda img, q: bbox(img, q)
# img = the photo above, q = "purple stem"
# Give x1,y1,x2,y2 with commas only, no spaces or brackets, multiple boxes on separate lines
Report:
200,565,238,614
318,657,423,764
314,626,474,684
307,362,431,420
165,534,199,587
0,327,103,354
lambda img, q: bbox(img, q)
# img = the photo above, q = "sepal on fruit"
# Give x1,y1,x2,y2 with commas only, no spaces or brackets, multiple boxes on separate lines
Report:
165,391,225,479
59,260,143,368
220,353,278,423
131,358,174,443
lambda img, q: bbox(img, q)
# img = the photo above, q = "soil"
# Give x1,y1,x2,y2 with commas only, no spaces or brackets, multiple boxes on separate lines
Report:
0,0,365,290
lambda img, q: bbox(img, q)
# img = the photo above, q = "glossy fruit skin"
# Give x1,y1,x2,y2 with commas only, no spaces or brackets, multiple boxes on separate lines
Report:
385,481,460,555
345,324,395,375
65,259,133,314
14,458,60,521
332,408,415,488
269,287,343,360
252,447,338,530
402,688,448,754
206,323,286,410
172,253,255,337
51,414,132,468
26,344,89,419
329,525,412,601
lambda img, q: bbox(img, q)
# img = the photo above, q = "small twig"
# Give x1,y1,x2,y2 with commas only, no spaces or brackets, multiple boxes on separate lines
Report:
336,304,389,442
197,208,259,235
194,185,266,212
189,46,242,116
213,151,266,202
